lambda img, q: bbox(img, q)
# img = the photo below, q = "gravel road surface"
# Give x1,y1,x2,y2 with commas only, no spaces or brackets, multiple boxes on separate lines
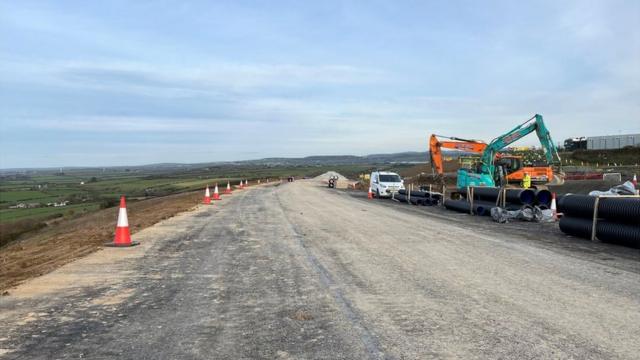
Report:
1,181,639,359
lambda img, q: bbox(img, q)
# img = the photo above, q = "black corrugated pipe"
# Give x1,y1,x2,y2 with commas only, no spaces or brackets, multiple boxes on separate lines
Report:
423,198,439,206
535,189,552,206
558,195,640,224
444,199,494,216
398,189,443,200
444,199,471,213
458,187,536,205
473,200,499,216
559,216,640,248
394,193,408,203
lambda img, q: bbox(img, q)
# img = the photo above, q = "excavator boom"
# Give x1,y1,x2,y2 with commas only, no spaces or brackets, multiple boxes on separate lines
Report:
480,114,561,177
458,114,562,188
429,134,486,176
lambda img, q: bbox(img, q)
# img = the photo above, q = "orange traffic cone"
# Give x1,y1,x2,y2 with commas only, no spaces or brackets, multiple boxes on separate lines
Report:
107,196,138,247
368,187,374,199
239,180,244,189
550,192,558,220
213,183,221,200
224,181,232,194
203,185,211,204
633,174,638,187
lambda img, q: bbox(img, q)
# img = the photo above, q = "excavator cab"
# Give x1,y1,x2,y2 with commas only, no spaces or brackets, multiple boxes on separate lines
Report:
459,156,481,171
495,155,523,174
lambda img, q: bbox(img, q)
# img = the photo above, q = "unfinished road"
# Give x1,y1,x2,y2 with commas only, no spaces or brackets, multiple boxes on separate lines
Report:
2,181,639,359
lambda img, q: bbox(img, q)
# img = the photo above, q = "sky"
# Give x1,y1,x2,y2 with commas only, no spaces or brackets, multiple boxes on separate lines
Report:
1,0,639,168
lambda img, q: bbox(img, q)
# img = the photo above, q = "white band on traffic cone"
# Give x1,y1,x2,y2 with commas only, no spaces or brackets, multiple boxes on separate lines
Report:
117,207,129,227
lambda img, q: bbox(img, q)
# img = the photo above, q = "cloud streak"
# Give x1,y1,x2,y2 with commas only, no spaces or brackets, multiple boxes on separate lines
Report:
1,1,639,168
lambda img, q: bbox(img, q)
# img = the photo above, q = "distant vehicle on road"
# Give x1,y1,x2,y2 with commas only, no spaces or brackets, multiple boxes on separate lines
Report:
370,171,404,198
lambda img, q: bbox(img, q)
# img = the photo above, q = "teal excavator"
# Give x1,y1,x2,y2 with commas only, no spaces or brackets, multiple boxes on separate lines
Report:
457,114,563,188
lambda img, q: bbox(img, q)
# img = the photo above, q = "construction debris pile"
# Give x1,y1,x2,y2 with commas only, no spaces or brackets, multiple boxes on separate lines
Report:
315,171,355,189
558,194,640,248
588,181,637,196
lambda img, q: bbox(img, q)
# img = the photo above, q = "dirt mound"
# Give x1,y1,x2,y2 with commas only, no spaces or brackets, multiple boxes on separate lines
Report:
312,172,357,190
313,171,350,182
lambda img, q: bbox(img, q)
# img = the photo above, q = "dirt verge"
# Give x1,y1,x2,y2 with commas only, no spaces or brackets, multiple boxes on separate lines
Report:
0,191,202,292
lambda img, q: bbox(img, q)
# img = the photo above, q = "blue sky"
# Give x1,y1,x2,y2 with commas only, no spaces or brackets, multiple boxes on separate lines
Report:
1,0,639,168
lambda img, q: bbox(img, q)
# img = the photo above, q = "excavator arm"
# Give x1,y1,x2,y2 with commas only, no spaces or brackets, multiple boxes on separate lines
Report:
429,134,487,176
480,114,562,179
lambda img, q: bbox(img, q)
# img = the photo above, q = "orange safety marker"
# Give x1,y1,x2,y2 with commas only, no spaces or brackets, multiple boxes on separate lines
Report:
213,183,221,200
106,196,138,247
203,185,212,204
368,187,374,199
224,181,232,194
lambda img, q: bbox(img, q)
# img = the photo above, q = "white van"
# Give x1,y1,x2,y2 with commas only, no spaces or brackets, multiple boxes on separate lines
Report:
370,171,404,198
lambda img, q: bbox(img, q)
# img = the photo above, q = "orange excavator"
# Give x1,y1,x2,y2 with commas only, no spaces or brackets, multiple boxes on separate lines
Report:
429,134,555,186
429,134,486,184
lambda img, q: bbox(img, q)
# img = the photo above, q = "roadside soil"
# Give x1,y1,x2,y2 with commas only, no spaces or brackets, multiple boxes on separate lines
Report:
0,190,202,291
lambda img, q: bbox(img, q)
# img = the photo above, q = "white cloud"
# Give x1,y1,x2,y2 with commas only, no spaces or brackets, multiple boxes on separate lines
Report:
1,60,384,98
15,116,266,133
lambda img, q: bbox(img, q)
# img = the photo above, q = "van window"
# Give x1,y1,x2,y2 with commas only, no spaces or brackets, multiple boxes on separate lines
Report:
379,174,401,182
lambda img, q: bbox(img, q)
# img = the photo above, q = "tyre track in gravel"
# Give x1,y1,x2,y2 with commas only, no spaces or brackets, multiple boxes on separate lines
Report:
274,181,640,359
274,184,389,360
1,184,377,359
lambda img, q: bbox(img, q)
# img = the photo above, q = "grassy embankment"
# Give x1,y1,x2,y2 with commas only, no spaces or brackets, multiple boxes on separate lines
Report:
0,164,382,247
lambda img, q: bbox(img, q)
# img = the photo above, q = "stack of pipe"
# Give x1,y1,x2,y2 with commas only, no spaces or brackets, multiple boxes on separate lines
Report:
397,189,442,206
558,194,640,248
443,199,496,216
444,187,549,216
393,193,408,203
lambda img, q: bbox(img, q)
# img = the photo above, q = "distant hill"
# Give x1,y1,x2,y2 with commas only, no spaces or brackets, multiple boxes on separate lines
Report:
0,151,429,173
235,152,429,166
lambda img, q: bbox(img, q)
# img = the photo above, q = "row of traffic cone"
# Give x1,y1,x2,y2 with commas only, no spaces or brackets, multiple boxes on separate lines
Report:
107,179,250,247
203,183,226,204
202,179,248,204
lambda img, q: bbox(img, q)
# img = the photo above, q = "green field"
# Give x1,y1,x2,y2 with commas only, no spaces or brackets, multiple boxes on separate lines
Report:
0,163,394,225
0,203,100,222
